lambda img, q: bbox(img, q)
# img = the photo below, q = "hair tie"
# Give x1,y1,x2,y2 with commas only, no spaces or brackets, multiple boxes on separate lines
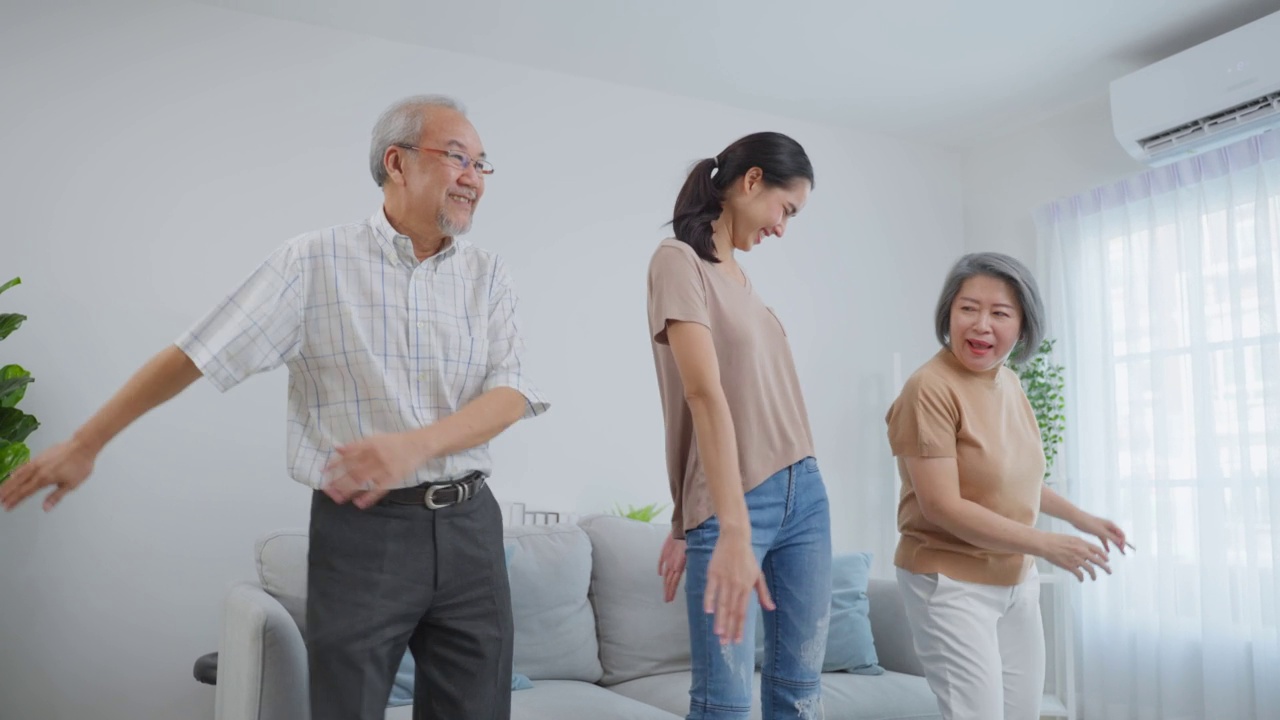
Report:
709,156,720,178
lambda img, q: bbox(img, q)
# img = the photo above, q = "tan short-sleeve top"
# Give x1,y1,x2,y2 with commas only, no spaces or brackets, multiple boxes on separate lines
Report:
886,348,1045,585
647,239,814,538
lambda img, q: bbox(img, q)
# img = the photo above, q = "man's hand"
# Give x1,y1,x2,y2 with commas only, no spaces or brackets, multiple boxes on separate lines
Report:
0,438,97,512
323,431,430,509
1,345,200,513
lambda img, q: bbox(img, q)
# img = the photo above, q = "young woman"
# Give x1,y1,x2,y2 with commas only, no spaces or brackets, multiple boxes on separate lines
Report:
648,132,831,720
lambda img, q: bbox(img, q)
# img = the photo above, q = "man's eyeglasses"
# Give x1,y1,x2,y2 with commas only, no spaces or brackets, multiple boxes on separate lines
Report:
395,144,495,176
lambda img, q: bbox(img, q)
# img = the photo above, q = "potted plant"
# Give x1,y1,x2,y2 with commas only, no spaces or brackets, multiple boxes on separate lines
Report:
0,277,39,484
1008,338,1066,480
611,502,669,523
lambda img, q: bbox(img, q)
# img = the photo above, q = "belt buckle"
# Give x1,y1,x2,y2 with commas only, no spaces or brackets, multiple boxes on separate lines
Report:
424,479,470,510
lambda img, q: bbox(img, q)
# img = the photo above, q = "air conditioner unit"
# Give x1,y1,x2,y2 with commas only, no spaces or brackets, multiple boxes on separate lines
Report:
1111,9,1280,166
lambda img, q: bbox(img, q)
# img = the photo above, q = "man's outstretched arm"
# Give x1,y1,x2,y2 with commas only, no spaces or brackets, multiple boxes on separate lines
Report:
1,345,202,511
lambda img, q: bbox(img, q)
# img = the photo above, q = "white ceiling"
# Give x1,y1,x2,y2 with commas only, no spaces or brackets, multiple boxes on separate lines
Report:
196,0,1280,147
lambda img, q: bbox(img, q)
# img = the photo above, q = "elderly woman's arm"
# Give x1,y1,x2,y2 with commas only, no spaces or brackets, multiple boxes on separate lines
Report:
908,456,1113,581
1041,484,1132,554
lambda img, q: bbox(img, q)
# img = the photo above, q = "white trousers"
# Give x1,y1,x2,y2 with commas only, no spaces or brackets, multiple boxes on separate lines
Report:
896,567,1045,720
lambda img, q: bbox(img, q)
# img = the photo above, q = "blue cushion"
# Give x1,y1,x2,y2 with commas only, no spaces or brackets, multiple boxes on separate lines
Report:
825,553,884,675
754,552,884,675
387,543,532,707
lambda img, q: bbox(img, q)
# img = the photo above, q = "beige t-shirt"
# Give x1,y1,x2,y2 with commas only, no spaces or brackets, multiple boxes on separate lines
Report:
647,239,814,538
886,348,1045,585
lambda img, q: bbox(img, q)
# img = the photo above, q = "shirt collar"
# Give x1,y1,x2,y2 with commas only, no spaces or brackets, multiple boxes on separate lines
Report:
939,346,1004,386
371,206,465,267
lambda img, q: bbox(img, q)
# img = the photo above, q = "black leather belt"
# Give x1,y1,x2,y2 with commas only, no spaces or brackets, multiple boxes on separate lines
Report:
384,472,487,510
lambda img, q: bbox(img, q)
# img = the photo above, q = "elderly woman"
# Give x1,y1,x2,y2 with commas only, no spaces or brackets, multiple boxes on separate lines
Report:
886,252,1130,720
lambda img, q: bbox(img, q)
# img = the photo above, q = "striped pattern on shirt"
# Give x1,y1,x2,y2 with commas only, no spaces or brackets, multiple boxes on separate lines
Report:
177,208,549,488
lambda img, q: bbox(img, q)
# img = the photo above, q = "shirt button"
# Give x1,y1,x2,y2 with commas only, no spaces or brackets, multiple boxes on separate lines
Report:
417,322,425,329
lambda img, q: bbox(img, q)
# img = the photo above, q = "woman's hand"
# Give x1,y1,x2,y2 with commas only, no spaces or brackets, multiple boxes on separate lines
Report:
1072,513,1133,554
704,532,774,644
657,531,687,603
1038,532,1111,582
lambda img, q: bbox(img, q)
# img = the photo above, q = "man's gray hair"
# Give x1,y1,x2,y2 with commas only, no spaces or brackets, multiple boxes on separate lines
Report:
369,95,467,187
934,252,1046,364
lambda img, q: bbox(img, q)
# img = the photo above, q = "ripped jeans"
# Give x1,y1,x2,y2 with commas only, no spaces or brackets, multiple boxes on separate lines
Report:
684,456,833,720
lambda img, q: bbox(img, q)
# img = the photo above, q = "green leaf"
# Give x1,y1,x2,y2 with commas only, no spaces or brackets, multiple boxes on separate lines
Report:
0,439,31,484
0,407,38,443
1012,337,1068,472
0,277,19,297
0,365,33,408
612,502,669,523
0,313,26,342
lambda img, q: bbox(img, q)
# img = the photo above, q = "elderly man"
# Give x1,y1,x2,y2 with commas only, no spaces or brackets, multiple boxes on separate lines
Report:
1,95,548,720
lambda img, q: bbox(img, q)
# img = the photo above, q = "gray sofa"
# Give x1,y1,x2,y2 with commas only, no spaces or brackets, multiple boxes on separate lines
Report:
214,514,941,720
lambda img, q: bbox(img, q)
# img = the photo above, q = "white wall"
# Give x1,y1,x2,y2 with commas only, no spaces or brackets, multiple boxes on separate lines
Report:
961,94,1145,264
0,1,963,718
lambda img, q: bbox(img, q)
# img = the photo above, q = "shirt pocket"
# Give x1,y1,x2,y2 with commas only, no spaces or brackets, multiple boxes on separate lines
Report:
424,325,490,405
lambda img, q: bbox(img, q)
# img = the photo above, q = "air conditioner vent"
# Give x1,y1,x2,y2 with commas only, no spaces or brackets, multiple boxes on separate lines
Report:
1138,91,1280,152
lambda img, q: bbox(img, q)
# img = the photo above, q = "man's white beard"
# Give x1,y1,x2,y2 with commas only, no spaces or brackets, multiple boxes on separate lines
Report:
439,210,472,236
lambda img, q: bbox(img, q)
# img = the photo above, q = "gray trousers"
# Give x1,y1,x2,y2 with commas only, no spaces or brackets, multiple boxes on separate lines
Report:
305,485,514,720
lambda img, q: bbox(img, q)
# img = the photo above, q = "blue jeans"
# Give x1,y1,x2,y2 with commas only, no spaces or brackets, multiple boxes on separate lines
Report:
684,456,833,720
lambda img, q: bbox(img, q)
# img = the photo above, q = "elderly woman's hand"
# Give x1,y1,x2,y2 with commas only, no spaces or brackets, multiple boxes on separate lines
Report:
1038,532,1111,581
1072,513,1133,555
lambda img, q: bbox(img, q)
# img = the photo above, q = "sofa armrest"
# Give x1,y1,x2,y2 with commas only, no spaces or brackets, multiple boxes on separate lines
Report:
866,578,925,677
214,582,310,720
194,652,219,685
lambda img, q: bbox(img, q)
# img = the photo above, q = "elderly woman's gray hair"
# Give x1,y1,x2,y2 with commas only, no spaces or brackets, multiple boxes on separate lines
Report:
934,252,1045,365
369,95,466,187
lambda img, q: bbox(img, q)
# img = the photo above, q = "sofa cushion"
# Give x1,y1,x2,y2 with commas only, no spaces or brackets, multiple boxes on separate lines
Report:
753,552,884,674
504,523,604,682
819,670,942,720
389,649,533,706
608,670,941,720
511,679,682,720
865,578,926,677
255,529,310,633
255,525,603,683
385,681,690,719
578,515,693,685
823,553,883,674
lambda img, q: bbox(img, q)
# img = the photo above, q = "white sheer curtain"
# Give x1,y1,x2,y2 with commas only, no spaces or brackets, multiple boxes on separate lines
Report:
1035,132,1280,720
